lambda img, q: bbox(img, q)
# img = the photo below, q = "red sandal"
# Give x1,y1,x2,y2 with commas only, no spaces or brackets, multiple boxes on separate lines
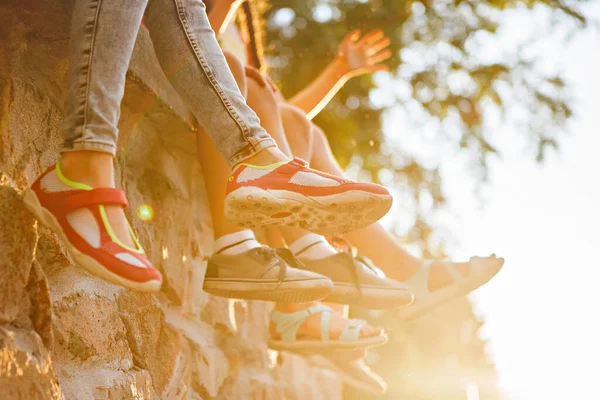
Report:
23,163,162,292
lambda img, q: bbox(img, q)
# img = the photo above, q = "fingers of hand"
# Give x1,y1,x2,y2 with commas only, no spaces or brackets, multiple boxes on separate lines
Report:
357,29,385,46
367,64,390,73
366,37,391,56
368,49,393,65
343,29,362,45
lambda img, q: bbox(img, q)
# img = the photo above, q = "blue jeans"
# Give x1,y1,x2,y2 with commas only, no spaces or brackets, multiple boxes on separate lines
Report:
61,0,276,167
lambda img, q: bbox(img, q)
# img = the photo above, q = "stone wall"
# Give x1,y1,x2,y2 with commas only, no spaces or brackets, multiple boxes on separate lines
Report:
0,1,341,399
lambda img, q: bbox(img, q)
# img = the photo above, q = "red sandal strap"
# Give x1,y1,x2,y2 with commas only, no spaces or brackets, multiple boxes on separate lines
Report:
61,188,129,213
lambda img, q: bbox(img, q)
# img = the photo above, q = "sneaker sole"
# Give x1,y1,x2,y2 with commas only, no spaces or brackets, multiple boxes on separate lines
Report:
324,283,415,310
203,277,333,303
268,334,388,352
225,187,392,235
22,189,162,292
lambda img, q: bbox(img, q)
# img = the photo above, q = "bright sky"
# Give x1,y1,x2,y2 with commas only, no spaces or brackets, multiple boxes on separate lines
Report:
403,4,600,400
375,2,600,399
460,6,600,399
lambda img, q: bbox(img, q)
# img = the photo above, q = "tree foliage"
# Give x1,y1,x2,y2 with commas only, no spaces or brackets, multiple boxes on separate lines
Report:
262,0,586,253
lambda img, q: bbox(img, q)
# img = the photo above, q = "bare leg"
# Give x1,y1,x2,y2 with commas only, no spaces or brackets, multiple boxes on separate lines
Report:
244,77,312,245
243,76,382,337
303,124,492,290
197,51,249,239
276,100,464,288
279,104,314,162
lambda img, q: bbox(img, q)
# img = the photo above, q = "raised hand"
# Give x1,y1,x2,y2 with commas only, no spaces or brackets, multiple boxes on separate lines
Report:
337,29,392,79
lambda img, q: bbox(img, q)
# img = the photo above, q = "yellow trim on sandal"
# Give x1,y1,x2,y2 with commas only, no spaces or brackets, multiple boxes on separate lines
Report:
99,206,145,254
236,160,289,170
56,160,144,254
56,161,93,190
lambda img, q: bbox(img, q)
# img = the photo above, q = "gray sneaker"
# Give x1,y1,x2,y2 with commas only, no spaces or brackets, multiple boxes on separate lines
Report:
277,247,414,310
203,246,334,303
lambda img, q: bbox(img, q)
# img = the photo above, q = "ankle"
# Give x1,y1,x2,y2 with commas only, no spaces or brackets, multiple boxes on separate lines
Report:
375,251,422,282
60,151,115,188
239,147,289,167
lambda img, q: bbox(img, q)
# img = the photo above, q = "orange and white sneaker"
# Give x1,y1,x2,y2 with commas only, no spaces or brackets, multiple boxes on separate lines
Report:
224,158,392,235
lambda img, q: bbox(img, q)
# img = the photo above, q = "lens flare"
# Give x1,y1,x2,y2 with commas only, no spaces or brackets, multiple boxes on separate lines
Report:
137,204,154,221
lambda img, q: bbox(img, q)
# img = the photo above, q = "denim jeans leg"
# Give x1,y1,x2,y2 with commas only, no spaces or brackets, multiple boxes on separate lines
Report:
144,0,277,168
62,0,149,156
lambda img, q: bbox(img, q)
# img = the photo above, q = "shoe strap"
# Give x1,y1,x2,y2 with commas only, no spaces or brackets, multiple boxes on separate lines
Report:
404,260,434,297
339,319,368,342
406,260,465,297
440,261,465,283
326,238,366,290
275,248,307,270
253,246,287,284
271,304,332,342
332,252,363,292
60,188,128,214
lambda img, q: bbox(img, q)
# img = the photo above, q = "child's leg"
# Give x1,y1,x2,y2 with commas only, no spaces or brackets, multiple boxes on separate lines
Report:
242,88,385,322
197,51,247,239
244,82,412,309
196,52,333,302
25,0,162,291
60,0,150,248
304,124,503,309
144,0,282,168
279,104,314,162
244,78,321,244
143,0,392,235
306,125,439,281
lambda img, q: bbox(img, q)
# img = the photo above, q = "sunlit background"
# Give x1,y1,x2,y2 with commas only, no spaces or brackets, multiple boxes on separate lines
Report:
262,0,599,399
381,3,600,399
454,5,600,399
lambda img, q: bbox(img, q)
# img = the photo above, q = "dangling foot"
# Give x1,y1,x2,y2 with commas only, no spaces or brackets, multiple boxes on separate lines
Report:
58,152,137,248
396,255,504,321
202,231,333,303
23,154,162,292
279,235,414,310
225,157,392,235
268,303,387,352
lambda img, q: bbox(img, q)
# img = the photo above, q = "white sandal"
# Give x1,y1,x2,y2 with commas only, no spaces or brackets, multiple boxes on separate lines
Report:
397,256,504,321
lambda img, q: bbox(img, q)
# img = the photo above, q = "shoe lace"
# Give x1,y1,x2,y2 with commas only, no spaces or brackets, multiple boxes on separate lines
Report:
325,236,363,291
328,236,387,280
252,246,288,285
275,248,307,270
